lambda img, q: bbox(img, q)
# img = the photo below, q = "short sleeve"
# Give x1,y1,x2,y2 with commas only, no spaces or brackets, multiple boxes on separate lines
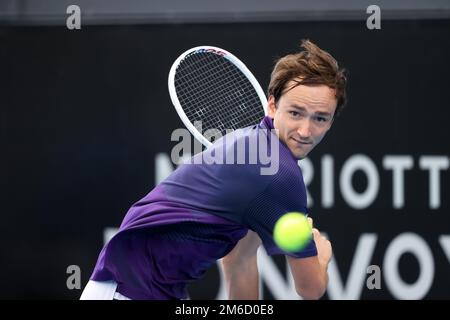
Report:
243,166,317,259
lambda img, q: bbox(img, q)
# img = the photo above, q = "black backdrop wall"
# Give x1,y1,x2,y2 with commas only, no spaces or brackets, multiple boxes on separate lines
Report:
1,19,449,299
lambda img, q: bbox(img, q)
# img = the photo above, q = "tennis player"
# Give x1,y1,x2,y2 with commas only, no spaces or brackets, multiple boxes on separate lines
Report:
80,40,347,300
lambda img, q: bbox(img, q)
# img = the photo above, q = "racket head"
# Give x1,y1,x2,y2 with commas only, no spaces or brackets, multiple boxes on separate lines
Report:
168,46,267,147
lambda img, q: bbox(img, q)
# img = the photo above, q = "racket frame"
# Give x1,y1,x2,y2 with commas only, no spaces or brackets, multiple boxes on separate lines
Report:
168,46,267,147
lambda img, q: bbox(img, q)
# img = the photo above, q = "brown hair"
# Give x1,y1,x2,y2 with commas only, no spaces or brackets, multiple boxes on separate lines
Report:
268,40,347,116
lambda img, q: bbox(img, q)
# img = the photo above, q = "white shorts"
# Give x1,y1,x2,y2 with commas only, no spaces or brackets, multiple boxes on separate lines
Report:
80,280,131,300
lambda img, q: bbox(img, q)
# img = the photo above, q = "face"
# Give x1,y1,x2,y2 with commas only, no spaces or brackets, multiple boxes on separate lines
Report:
268,81,337,159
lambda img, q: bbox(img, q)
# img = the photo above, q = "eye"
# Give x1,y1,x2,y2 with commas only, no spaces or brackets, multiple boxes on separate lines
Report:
289,111,300,117
314,116,329,123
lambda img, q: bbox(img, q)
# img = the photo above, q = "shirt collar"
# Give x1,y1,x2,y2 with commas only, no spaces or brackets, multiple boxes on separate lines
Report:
260,116,275,130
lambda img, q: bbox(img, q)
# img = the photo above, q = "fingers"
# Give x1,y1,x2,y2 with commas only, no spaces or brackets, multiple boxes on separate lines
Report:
312,228,320,237
307,217,313,228
308,218,329,242
312,228,330,242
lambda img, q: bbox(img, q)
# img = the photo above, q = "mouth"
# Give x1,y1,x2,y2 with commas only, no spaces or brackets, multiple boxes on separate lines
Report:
291,137,312,146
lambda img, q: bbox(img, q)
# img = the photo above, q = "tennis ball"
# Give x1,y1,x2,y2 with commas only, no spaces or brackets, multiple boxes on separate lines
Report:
273,212,312,252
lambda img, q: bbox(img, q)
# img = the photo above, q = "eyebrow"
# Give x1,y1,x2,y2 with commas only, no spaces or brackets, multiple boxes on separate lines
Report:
289,104,333,117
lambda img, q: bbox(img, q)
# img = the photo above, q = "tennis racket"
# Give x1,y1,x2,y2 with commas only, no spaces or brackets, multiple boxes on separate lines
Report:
168,46,267,147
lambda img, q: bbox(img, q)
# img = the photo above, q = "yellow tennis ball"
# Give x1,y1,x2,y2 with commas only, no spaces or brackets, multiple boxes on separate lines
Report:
273,212,312,252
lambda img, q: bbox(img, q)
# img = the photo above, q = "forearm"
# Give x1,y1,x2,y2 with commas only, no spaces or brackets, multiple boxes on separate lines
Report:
222,253,259,300
299,264,328,300
287,255,330,300
221,231,261,300
290,219,332,300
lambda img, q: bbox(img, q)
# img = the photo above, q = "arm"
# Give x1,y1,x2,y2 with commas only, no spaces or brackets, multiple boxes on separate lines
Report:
221,230,262,300
287,218,332,300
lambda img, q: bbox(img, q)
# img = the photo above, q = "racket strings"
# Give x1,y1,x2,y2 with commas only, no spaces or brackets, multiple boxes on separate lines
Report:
179,53,259,126
175,52,264,141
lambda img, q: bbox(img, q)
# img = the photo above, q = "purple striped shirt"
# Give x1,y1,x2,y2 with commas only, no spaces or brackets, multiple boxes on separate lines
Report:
91,116,317,299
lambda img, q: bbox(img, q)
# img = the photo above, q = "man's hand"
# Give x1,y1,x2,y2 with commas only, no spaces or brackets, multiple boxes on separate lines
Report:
308,217,332,269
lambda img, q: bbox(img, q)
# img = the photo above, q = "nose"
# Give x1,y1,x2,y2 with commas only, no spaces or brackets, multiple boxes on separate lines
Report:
297,118,312,139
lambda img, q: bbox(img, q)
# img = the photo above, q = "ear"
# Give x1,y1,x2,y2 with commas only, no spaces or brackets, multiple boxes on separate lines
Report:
267,95,277,118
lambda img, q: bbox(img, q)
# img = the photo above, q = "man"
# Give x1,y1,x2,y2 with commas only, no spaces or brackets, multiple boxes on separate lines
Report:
81,40,347,300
